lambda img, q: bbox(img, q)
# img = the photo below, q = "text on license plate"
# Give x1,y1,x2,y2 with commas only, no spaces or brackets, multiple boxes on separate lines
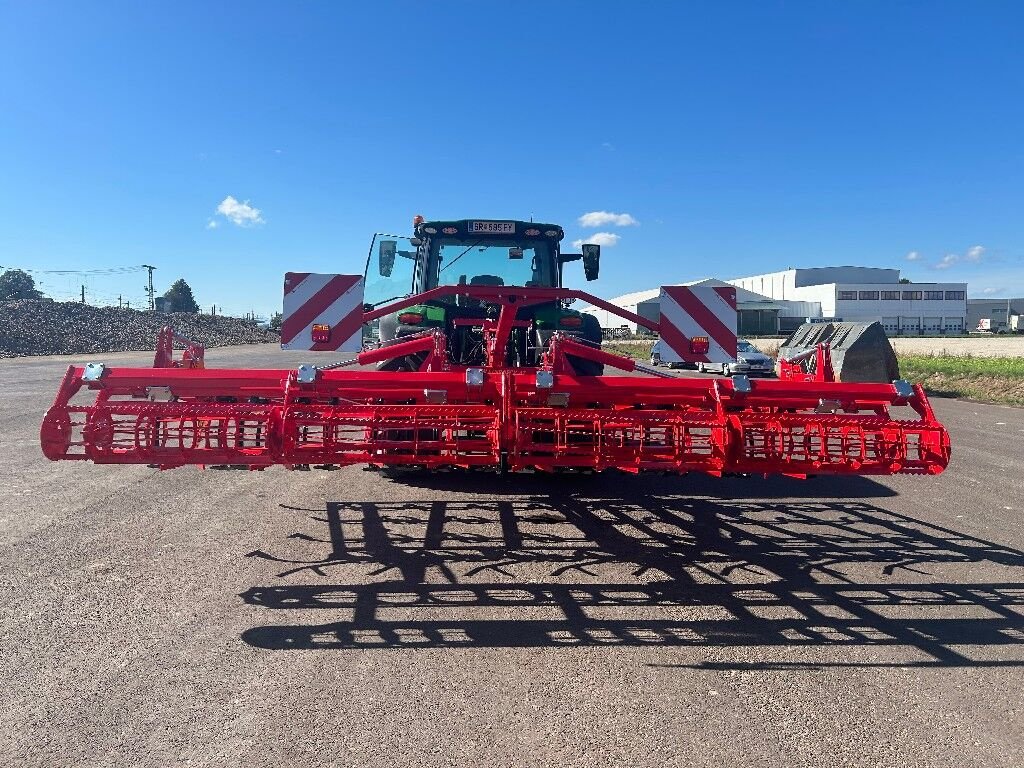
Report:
468,221,515,234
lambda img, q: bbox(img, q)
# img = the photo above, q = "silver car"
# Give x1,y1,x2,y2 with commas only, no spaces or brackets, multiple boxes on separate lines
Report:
649,339,694,369
697,339,774,377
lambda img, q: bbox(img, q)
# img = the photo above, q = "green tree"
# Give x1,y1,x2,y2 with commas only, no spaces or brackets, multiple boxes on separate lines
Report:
899,278,911,284
162,279,200,313
270,311,283,330
0,269,43,301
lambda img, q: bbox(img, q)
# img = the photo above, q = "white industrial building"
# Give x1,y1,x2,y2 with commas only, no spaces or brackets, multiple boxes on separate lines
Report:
583,267,968,336
727,267,967,335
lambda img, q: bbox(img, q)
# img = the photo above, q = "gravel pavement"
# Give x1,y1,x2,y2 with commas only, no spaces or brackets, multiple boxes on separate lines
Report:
2,345,1023,767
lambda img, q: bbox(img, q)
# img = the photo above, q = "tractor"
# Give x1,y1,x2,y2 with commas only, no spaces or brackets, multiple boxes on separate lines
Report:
367,218,604,375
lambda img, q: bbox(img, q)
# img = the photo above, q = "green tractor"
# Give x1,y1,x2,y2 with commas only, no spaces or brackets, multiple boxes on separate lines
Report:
366,218,605,374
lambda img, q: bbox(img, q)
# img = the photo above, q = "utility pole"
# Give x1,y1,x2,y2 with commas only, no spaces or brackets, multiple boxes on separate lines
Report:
141,264,157,310
81,285,85,304
118,294,122,309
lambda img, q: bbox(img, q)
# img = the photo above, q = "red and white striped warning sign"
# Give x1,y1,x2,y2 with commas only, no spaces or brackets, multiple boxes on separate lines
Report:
657,285,737,364
281,272,365,352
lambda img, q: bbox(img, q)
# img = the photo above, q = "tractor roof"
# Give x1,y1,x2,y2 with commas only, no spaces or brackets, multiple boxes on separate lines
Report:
417,219,564,241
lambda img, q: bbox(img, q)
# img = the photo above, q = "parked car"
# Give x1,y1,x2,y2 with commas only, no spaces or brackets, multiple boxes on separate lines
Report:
697,339,774,376
649,339,695,369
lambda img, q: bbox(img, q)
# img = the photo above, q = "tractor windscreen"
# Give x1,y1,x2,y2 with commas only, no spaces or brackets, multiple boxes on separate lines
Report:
433,239,556,289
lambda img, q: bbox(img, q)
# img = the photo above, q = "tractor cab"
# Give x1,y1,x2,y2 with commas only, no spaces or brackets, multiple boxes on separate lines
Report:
364,218,604,371
366,219,599,302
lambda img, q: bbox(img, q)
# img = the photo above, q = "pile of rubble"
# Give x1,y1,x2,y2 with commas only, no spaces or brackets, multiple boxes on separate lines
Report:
0,299,280,357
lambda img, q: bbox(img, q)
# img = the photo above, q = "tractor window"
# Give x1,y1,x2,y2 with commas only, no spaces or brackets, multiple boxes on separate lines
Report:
432,240,555,289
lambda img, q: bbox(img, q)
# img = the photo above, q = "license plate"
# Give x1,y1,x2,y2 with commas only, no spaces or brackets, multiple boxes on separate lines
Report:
468,221,515,234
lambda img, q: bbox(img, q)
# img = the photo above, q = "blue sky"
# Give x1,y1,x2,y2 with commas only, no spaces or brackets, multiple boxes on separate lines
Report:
2,1,1022,316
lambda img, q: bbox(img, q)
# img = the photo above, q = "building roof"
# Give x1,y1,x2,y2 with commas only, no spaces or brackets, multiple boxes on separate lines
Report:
728,266,902,286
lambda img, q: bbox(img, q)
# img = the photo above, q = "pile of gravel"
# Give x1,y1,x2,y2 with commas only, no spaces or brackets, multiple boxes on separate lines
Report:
0,299,280,357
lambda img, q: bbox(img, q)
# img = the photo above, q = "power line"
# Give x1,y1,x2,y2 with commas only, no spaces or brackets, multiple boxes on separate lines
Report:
0,264,148,276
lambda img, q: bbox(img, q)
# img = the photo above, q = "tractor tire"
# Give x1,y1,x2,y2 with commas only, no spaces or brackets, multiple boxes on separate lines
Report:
377,353,426,372
568,314,605,376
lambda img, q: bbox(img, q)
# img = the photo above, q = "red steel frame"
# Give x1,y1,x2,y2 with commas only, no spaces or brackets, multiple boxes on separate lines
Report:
40,287,950,477
777,343,834,383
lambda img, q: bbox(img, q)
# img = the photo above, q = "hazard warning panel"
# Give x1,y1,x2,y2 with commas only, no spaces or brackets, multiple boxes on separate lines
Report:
281,273,365,352
657,285,738,365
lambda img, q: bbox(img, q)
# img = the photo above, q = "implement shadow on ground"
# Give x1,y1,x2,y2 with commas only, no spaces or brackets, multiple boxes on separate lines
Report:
241,474,1024,667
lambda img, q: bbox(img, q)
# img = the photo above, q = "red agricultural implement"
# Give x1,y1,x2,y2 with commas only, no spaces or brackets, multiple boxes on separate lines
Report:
40,218,950,477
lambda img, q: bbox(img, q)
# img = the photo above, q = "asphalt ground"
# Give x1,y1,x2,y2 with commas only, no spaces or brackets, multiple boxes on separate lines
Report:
2,344,1023,767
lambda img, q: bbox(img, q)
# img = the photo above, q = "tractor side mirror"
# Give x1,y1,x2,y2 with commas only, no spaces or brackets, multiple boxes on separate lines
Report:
378,240,396,277
581,243,601,281
508,247,524,260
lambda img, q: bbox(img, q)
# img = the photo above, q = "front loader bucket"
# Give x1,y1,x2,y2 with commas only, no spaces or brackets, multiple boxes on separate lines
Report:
41,364,949,476
778,321,900,383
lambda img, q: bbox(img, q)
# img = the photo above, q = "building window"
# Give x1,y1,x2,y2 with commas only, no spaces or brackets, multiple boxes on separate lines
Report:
858,290,879,300
924,291,944,300
881,291,900,300
838,290,857,300
902,290,922,300
945,291,964,300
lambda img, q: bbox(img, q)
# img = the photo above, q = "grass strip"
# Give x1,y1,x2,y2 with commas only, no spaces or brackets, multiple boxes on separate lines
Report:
898,354,1024,407
603,341,654,360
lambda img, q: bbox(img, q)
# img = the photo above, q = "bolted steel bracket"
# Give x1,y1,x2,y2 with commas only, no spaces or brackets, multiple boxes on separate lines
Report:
297,365,317,384
731,374,752,394
82,363,106,382
892,379,914,399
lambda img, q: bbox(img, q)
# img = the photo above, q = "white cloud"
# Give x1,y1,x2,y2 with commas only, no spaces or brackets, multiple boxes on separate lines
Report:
978,286,999,295
931,244,986,269
905,251,921,261
572,232,620,249
206,219,219,230
215,195,264,227
577,211,638,228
